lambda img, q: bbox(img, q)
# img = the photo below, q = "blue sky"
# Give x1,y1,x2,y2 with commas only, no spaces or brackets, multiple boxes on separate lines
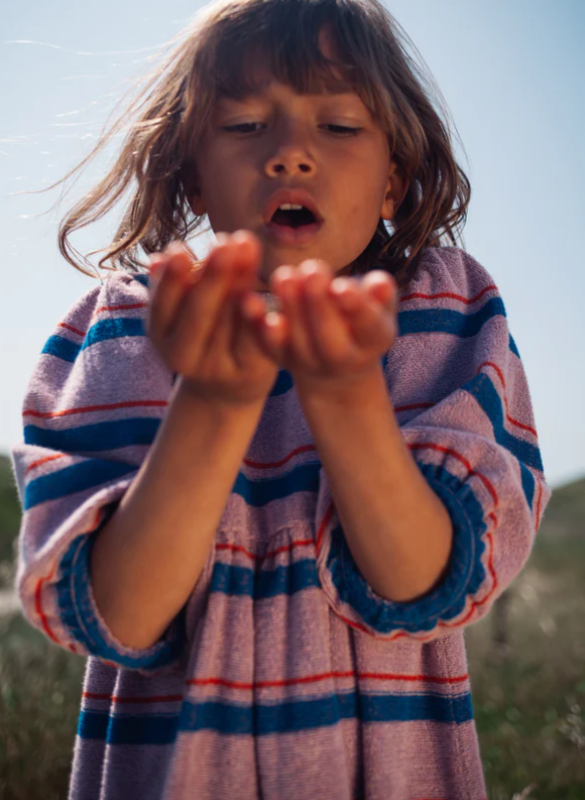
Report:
1,0,584,488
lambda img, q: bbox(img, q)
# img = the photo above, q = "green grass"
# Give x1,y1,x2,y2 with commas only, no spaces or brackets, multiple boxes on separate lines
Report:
0,455,21,586
0,614,86,800
466,535,585,799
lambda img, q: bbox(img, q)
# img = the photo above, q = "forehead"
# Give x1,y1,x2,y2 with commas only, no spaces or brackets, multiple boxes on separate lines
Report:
210,21,363,101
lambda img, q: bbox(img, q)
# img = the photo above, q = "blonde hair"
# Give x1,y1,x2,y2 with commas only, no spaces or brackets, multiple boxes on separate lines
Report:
57,0,471,288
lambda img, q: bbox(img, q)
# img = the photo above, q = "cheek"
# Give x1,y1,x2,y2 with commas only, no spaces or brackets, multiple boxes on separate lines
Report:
345,166,388,235
340,144,389,208
197,151,243,227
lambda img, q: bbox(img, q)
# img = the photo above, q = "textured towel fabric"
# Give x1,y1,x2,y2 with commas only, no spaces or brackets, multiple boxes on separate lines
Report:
11,246,550,800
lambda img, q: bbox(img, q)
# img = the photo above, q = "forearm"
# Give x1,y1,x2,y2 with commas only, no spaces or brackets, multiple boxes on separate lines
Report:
90,378,265,650
297,366,453,603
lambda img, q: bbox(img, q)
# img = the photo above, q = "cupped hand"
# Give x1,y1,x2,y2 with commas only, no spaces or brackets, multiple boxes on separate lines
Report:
240,258,398,393
146,231,279,407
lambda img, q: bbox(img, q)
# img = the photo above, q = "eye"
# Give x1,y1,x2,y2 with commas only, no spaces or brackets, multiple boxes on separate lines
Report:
222,122,265,134
321,124,362,136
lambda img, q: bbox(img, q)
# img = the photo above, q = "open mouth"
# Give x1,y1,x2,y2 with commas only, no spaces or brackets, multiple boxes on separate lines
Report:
271,204,317,229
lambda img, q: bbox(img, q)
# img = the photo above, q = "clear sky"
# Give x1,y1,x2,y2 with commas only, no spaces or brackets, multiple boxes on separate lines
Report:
1,0,584,488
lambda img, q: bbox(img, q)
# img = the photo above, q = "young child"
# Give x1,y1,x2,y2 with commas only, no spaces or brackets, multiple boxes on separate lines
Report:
11,0,550,797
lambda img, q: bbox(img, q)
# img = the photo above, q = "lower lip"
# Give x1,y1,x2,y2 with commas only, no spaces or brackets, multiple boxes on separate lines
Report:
263,220,323,246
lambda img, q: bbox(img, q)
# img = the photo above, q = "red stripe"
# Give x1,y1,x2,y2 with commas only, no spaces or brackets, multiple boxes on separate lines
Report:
55,303,149,339
26,453,66,474
400,285,498,305
215,539,314,562
83,692,183,704
408,442,499,507
23,399,168,418
185,669,469,690
316,501,335,553
478,361,538,437
535,479,543,529
92,302,147,317
34,568,62,647
243,444,316,469
57,322,86,337
394,402,434,413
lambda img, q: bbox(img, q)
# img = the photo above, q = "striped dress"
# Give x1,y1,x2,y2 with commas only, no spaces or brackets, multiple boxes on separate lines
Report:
11,246,550,800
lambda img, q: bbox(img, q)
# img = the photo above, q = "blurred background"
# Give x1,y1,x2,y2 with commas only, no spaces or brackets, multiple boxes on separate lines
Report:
1,1,584,798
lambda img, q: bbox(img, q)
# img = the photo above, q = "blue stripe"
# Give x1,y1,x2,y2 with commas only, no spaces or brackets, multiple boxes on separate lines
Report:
77,689,472,742
24,459,138,510
78,709,109,740
84,317,145,349
78,710,179,744
520,461,535,510
24,450,318,511
463,373,543,472
509,334,520,358
56,529,184,670
45,295,512,365
397,297,506,338
269,369,293,397
42,318,147,363
133,273,150,288
42,335,82,363
232,461,320,507
326,463,487,634
24,418,161,453
210,558,320,599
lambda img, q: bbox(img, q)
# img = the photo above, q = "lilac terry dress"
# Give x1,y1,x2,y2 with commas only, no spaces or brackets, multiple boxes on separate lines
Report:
11,247,550,800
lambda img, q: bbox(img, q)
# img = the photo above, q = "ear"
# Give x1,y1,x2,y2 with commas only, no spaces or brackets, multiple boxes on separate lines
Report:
180,162,206,216
380,160,409,221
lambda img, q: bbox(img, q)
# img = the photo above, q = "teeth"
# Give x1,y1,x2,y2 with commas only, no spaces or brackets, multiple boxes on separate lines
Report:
278,203,304,210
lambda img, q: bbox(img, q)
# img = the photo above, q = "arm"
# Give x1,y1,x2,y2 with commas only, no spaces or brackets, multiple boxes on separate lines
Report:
90,380,265,651
12,232,277,666
295,364,453,603
244,250,551,640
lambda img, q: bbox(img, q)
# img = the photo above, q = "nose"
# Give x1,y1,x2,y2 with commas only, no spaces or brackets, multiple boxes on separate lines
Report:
264,124,315,178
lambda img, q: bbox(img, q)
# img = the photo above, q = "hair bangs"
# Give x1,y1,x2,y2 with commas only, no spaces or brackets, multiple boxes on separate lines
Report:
203,0,387,120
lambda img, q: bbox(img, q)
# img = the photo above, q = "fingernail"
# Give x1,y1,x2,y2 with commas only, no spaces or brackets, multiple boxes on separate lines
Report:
232,229,250,244
330,277,351,295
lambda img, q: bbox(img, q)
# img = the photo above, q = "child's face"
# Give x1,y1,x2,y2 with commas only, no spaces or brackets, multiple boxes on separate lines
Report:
190,47,403,288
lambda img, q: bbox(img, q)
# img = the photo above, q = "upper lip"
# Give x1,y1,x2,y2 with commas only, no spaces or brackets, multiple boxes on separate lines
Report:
263,188,323,225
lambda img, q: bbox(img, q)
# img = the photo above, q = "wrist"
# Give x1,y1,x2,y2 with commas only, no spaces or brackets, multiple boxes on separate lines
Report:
176,374,271,413
293,362,389,409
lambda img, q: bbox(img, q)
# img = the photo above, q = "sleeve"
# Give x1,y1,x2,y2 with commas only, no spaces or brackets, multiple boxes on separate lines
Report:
315,246,551,641
10,270,186,672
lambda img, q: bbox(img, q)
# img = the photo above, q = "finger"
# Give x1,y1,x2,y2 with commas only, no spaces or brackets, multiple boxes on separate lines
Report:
271,265,318,368
329,277,396,350
298,260,353,364
167,230,259,360
239,292,288,362
147,244,198,343
361,270,398,315
220,241,269,363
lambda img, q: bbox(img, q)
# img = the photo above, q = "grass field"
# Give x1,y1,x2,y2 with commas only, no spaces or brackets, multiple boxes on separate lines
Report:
466,535,585,800
1,453,584,799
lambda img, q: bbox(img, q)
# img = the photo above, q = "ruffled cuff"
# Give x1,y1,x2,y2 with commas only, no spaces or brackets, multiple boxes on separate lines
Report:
54,501,185,671
316,462,488,639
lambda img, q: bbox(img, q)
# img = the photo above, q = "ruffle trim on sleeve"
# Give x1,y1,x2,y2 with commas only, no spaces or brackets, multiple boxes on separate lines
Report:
54,501,185,671
317,463,488,638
